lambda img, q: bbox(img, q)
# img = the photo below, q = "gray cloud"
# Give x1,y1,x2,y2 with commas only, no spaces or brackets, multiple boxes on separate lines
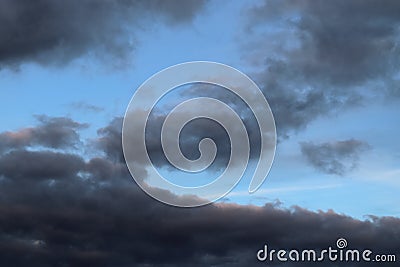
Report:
250,0,400,85
0,117,398,266
95,117,124,162
70,102,104,113
95,114,231,184
244,0,400,137
0,0,207,68
0,149,85,180
0,168,399,266
140,83,272,174
300,139,370,175
100,108,261,178
0,115,87,153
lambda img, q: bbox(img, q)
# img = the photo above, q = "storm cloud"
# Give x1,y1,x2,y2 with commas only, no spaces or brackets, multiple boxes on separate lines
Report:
1,117,397,266
0,0,207,67
0,149,85,180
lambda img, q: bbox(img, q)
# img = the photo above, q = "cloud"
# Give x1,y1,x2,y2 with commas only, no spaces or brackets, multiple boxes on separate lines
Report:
95,113,231,183
243,0,400,136
0,149,85,180
250,0,400,85
300,139,370,175
0,0,207,68
124,82,276,175
95,117,124,162
0,117,398,266
0,175,399,266
99,107,263,177
70,102,104,113
0,115,87,153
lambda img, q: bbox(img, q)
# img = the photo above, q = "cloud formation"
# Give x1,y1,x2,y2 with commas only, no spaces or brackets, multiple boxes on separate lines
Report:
300,139,370,175
244,0,400,136
0,117,398,266
0,0,207,67
0,149,84,180
0,115,87,153
1,1,399,264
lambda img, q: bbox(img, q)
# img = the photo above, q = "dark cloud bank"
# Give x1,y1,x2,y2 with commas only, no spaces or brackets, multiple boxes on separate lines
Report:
0,116,399,267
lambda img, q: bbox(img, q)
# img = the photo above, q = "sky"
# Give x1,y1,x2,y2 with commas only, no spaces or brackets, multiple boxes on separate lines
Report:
0,0,399,266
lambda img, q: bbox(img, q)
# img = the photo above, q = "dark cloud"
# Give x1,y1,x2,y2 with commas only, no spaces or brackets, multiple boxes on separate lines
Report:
0,0,207,68
133,83,274,175
85,157,129,181
251,0,400,85
0,118,398,266
244,0,400,136
300,139,370,175
255,65,364,137
96,113,232,183
0,149,84,180
103,109,261,178
96,117,124,162
0,174,399,266
0,115,87,153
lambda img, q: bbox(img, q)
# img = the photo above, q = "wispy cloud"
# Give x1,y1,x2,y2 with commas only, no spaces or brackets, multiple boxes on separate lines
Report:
70,101,104,113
